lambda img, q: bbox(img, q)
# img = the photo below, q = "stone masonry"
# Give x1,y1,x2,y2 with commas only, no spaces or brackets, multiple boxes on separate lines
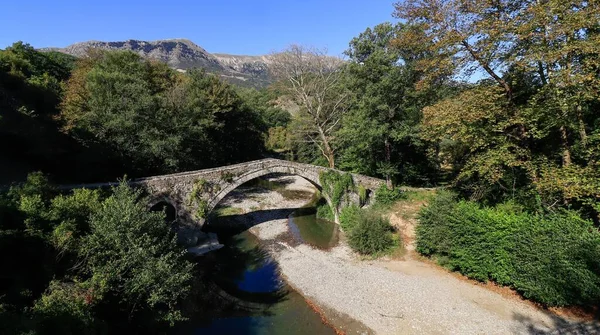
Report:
69,158,385,252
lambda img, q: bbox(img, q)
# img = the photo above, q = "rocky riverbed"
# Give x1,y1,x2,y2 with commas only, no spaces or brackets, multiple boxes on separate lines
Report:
213,174,599,335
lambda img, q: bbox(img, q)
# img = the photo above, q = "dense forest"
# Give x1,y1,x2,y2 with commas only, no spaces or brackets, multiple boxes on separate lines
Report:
1,0,599,333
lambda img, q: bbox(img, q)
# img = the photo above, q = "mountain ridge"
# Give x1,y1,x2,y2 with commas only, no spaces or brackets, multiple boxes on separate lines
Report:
42,39,273,87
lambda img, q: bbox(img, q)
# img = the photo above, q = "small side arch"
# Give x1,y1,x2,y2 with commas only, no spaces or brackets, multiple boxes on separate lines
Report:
148,197,178,224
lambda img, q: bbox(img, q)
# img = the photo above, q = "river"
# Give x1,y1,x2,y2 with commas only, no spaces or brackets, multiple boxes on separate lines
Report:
175,175,342,334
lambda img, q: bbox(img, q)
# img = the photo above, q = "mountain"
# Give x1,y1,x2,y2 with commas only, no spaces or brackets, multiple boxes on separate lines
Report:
43,39,273,87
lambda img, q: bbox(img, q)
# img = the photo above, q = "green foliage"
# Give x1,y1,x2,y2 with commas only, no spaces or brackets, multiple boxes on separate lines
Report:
5,173,101,244
32,281,99,335
394,0,600,216
357,184,367,206
0,43,82,183
319,171,354,208
375,184,405,207
84,182,193,324
220,172,234,183
48,188,101,251
237,87,291,128
189,179,210,219
316,202,334,221
417,191,600,306
339,205,361,232
0,174,194,331
48,189,101,223
266,126,289,151
58,52,266,178
414,191,458,256
348,210,396,256
336,23,448,185
402,190,437,203
195,199,209,220
10,171,55,200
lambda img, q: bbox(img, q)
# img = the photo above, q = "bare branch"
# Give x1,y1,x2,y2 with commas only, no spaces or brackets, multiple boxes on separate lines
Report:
269,45,347,168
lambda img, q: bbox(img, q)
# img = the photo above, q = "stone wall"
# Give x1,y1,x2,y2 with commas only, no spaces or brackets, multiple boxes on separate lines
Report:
133,158,382,226
68,158,385,247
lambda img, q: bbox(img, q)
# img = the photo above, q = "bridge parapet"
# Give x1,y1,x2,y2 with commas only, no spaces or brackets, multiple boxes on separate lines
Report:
59,159,386,248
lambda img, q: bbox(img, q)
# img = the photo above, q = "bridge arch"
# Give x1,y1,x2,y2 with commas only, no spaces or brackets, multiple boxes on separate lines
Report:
148,196,178,224
206,165,328,215
132,158,385,229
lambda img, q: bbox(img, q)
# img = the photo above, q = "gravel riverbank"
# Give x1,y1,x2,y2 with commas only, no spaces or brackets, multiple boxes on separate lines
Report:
216,175,598,335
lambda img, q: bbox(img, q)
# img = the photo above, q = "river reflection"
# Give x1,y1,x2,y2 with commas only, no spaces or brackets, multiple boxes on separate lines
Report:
288,207,339,249
178,227,335,334
176,176,339,335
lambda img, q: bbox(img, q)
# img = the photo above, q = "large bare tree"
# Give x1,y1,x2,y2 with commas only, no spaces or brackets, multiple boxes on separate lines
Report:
269,45,347,168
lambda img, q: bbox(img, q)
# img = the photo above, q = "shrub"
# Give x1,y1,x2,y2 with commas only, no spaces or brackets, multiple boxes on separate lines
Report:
319,171,354,208
375,185,405,207
83,183,193,324
339,205,361,232
32,281,99,335
348,210,396,256
220,172,234,183
415,190,457,256
316,202,334,221
358,185,367,206
417,191,600,306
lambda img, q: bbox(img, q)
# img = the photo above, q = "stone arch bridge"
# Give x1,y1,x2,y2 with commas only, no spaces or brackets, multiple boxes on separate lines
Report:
68,158,385,253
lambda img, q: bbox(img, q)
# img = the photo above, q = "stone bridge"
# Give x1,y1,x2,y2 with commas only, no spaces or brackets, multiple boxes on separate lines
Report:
70,158,385,253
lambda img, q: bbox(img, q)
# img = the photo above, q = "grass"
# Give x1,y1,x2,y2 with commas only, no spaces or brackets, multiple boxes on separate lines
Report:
402,189,437,202
391,189,437,220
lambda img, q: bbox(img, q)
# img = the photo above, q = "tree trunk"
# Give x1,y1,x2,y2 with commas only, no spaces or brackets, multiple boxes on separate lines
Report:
385,138,392,188
559,125,572,167
537,61,548,85
327,150,335,169
318,126,335,169
576,104,587,147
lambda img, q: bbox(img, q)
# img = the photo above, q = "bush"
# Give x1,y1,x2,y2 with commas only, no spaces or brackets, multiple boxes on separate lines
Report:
32,281,99,335
375,185,405,207
348,210,396,256
319,171,354,208
83,183,193,324
339,205,361,232
316,202,334,221
417,191,600,306
358,185,367,206
415,190,457,256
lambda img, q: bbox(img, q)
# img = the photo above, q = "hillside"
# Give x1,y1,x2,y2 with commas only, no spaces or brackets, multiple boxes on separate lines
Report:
43,39,272,87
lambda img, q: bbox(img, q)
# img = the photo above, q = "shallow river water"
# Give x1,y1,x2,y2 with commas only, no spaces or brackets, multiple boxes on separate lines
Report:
178,177,341,334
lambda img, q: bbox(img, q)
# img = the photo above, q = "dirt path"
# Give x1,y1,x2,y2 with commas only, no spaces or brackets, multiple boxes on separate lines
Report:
219,175,598,335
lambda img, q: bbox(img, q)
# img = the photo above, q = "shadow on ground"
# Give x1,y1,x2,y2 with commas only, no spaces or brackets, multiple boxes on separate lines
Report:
204,208,300,237
512,310,600,334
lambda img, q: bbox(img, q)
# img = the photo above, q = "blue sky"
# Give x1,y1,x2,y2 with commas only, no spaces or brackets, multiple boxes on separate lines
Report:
1,0,397,56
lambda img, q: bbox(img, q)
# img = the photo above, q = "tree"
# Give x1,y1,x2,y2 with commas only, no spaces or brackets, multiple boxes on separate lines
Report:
83,182,193,326
60,51,182,174
60,52,266,177
338,23,452,186
393,0,513,97
421,85,534,200
270,45,347,168
1,174,196,332
510,0,600,167
395,0,600,214
394,0,600,168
